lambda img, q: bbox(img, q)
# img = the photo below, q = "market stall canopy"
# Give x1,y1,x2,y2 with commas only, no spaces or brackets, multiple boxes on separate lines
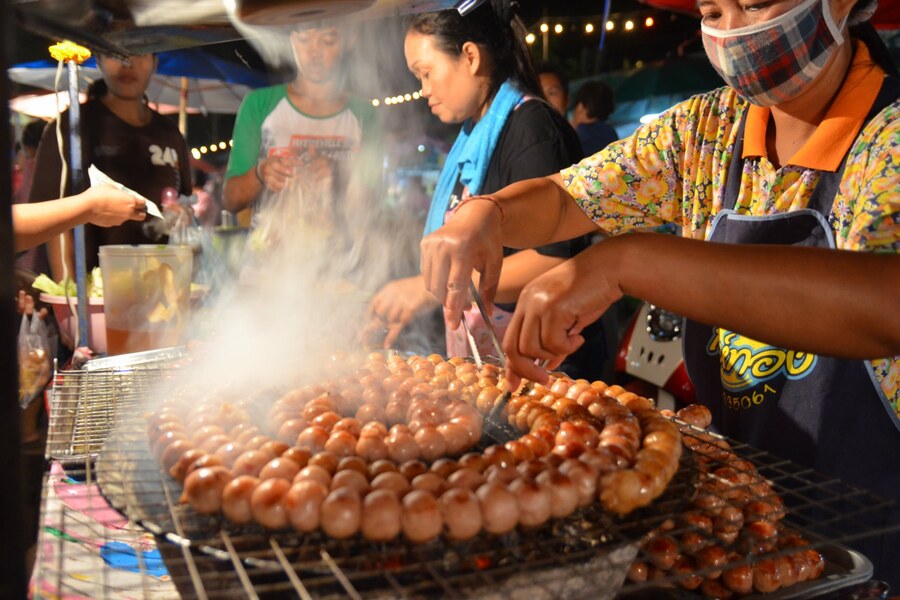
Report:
639,0,899,29
13,0,476,58
9,91,191,119
8,48,268,114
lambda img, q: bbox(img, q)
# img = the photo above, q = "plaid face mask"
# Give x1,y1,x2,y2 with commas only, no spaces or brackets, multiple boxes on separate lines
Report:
701,0,847,107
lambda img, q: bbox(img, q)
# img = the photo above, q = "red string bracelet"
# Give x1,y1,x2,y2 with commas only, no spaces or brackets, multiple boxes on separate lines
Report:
454,195,506,224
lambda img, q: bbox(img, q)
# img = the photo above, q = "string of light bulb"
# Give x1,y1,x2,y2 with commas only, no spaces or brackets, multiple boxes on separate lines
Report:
189,88,429,159
525,14,656,44
190,140,232,160
370,89,425,108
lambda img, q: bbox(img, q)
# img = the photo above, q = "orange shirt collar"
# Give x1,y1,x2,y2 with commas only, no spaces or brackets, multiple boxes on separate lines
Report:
742,41,885,171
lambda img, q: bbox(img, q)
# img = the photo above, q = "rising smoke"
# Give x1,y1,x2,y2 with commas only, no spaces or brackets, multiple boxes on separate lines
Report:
150,5,445,406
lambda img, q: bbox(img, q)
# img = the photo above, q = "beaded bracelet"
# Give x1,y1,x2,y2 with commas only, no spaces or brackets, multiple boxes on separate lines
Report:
453,195,506,224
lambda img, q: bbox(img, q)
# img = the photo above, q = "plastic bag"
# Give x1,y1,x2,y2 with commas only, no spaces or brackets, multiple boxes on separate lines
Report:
18,312,52,409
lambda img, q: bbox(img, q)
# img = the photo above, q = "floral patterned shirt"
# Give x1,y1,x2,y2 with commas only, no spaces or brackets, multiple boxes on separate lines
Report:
561,56,899,419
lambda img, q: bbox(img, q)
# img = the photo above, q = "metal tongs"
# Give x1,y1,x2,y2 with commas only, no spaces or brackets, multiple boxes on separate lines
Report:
462,282,551,423
468,281,506,368
460,282,515,422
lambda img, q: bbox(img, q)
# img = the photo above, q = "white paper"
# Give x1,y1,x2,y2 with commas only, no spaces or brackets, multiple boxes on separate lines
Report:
87,165,163,219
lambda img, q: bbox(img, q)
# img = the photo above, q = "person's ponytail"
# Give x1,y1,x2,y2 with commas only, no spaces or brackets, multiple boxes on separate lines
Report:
507,12,543,100
847,1,898,78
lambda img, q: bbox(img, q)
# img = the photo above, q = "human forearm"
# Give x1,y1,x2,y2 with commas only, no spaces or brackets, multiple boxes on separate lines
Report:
15,185,146,252
12,197,93,252
222,169,261,213
17,186,145,271
612,233,900,358
493,250,567,304
366,274,440,348
488,174,598,248
504,233,899,383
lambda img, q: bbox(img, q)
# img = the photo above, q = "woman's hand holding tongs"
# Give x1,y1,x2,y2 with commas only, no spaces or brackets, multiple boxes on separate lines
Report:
421,199,504,334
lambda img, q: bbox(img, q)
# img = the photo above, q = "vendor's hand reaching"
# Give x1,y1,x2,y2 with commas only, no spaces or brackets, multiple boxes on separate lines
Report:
420,199,504,332
502,241,623,388
82,185,147,227
364,275,441,349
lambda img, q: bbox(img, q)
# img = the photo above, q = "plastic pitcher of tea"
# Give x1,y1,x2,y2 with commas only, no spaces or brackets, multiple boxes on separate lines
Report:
99,245,192,355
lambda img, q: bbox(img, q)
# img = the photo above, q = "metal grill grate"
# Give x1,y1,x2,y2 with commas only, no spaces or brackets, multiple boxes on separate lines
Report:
37,362,900,599
618,422,896,598
95,378,673,599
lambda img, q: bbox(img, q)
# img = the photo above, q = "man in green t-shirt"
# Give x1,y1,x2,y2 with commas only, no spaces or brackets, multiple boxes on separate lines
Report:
223,23,381,248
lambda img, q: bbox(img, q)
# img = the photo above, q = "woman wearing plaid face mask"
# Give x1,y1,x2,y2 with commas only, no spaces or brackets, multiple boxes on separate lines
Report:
421,0,900,586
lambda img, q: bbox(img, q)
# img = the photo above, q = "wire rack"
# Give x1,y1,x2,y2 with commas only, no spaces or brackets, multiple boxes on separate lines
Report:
36,362,900,599
44,347,188,465
618,423,897,599
94,372,684,600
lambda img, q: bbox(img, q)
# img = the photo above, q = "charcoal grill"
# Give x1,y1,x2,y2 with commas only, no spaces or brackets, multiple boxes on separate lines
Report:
33,357,900,599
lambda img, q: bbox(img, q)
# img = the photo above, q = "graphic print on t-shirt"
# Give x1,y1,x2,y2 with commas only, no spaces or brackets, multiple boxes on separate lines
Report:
707,328,819,410
149,144,180,168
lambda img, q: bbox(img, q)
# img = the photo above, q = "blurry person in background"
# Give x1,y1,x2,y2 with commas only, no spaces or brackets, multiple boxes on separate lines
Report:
13,120,46,205
223,21,382,256
29,53,192,280
401,174,430,219
366,1,609,381
570,80,620,156
191,168,226,228
13,119,49,274
537,62,569,116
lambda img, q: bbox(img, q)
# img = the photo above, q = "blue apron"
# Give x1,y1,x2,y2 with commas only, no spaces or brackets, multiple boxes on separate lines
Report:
682,77,900,586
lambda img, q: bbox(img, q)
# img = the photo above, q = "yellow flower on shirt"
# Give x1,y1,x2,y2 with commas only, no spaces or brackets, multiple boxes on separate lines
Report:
658,198,679,222
596,162,628,196
867,169,898,195
654,126,674,151
636,141,668,175
635,178,668,207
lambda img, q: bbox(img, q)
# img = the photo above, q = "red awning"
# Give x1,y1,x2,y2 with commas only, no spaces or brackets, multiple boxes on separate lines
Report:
639,0,899,30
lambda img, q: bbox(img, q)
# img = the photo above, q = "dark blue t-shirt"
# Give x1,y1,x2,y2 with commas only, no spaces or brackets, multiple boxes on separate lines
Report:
576,120,619,156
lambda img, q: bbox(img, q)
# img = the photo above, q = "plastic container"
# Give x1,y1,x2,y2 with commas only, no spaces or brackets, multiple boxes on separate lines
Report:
39,293,107,354
99,245,192,356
